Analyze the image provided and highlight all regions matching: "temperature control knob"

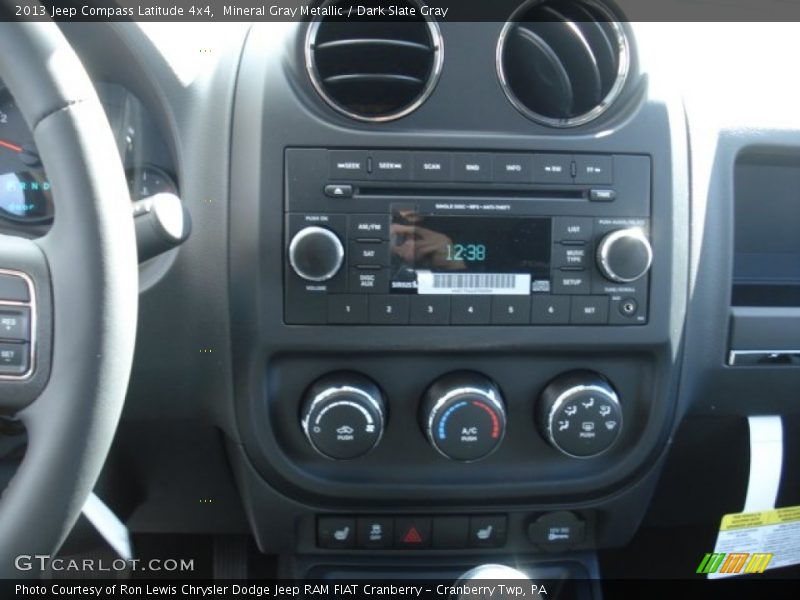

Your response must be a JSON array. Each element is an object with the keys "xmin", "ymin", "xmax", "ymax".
[
  {"xmin": 539, "ymin": 371, "xmax": 622, "ymax": 458},
  {"xmin": 288, "ymin": 226, "xmax": 344, "ymax": 282},
  {"xmin": 596, "ymin": 228, "xmax": 652, "ymax": 283},
  {"xmin": 421, "ymin": 372, "xmax": 506, "ymax": 462},
  {"xmin": 301, "ymin": 373, "xmax": 386, "ymax": 460}
]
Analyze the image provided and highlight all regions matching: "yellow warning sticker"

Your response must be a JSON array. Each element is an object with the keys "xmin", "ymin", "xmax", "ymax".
[{"xmin": 708, "ymin": 505, "xmax": 800, "ymax": 579}]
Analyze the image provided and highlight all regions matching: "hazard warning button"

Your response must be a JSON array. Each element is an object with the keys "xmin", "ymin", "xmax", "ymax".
[{"xmin": 394, "ymin": 517, "xmax": 432, "ymax": 548}]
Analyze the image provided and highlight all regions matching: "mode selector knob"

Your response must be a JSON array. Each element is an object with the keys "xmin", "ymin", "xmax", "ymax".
[
  {"xmin": 301, "ymin": 373, "xmax": 386, "ymax": 460},
  {"xmin": 596, "ymin": 228, "xmax": 652, "ymax": 283},
  {"xmin": 289, "ymin": 226, "xmax": 344, "ymax": 282},
  {"xmin": 421, "ymin": 372, "xmax": 506, "ymax": 462},
  {"xmin": 539, "ymin": 371, "xmax": 623, "ymax": 458}
]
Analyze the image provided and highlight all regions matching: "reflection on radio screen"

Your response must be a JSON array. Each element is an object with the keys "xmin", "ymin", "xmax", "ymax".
[{"xmin": 390, "ymin": 212, "xmax": 551, "ymax": 294}]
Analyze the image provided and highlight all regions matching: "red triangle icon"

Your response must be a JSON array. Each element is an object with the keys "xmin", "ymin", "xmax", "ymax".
[{"xmin": 402, "ymin": 526, "xmax": 423, "ymax": 544}]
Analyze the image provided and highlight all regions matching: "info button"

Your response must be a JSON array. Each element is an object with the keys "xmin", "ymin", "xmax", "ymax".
[{"xmin": 493, "ymin": 154, "xmax": 532, "ymax": 183}]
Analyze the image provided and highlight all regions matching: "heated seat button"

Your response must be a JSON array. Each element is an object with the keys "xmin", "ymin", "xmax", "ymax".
[
  {"xmin": 395, "ymin": 517, "xmax": 432, "ymax": 549},
  {"xmin": 318, "ymin": 517, "xmax": 356, "ymax": 549},
  {"xmin": 0, "ymin": 307, "xmax": 30, "ymax": 341},
  {"xmin": 0, "ymin": 274, "xmax": 29, "ymax": 302},
  {"xmin": 432, "ymin": 516, "xmax": 469, "ymax": 549},
  {"xmin": 357, "ymin": 517, "xmax": 394, "ymax": 549},
  {"xmin": 469, "ymin": 515, "xmax": 507, "ymax": 548}
]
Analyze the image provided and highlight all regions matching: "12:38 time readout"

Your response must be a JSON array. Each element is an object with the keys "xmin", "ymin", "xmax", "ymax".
[{"xmin": 446, "ymin": 243, "xmax": 487, "ymax": 262}]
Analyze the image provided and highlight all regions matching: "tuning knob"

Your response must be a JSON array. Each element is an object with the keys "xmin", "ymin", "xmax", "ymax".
[
  {"xmin": 289, "ymin": 226, "xmax": 344, "ymax": 282},
  {"xmin": 596, "ymin": 228, "xmax": 652, "ymax": 283},
  {"xmin": 421, "ymin": 372, "xmax": 506, "ymax": 462},
  {"xmin": 301, "ymin": 373, "xmax": 386, "ymax": 460},
  {"xmin": 539, "ymin": 371, "xmax": 622, "ymax": 458}
]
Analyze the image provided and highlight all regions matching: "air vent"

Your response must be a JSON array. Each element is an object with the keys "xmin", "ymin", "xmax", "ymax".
[
  {"xmin": 305, "ymin": 0, "xmax": 443, "ymax": 122},
  {"xmin": 497, "ymin": 0, "xmax": 631, "ymax": 127}
]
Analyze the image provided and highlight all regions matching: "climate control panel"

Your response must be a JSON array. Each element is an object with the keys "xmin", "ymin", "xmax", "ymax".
[{"xmin": 298, "ymin": 370, "xmax": 623, "ymax": 462}]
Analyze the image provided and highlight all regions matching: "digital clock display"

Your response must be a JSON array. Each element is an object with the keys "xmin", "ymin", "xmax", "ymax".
[{"xmin": 389, "ymin": 213, "xmax": 551, "ymax": 294}]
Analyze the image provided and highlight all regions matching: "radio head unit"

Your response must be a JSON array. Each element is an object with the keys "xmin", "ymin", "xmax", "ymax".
[{"xmin": 283, "ymin": 148, "xmax": 651, "ymax": 327}]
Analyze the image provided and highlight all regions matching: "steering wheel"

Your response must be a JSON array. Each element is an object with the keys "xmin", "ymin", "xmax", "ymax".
[{"xmin": 0, "ymin": 21, "xmax": 137, "ymax": 576}]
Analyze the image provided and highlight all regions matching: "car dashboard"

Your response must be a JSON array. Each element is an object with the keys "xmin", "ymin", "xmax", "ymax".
[{"xmin": 1, "ymin": 4, "xmax": 799, "ymax": 588}]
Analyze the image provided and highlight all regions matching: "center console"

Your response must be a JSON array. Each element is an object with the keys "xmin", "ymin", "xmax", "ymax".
[{"xmin": 226, "ymin": 6, "xmax": 689, "ymax": 573}]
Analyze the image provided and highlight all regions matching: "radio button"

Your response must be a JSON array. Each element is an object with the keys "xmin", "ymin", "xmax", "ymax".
[
  {"xmin": 453, "ymin": 153, "xmax": 491, "ymax": 182},
  {"xmin": 330, "ymin": 150, "xmax": 368, "ymax": 180},
  {"xmin": 531, "ymin": 296, "xmax": 571, "ymax": 324},
  {"xmin": 493, "ymin": 154, "xmax": 533, "ymax": 183},
  {"xmin": 413, "ymin": 152, "xmax": 453, "ymax": 182},
  {"xmin": 372, "ymin": 151, "xmax": 412, "ymax": 181},
  {"xmin": 410, "ymin": 296, "xmax": 450, "ymax": 325},
  {"xmin": 348, "ymin": 214, "xmax": 390, "ymax": 240},
  {"xmin": 553, "ymin": 245, "xmax": 588, "ymax": 269},
  {"xmin": 349, "ymin": 268, "xmax": 389, "ymax": 294},
  {"xmin": 553, "ymin": 217, "xmax": 593, "ymax": 243},
  {"xmin": 451, "ymin": 296, "xmax": 491, "ymax": 325},
  {"xmin": 570, "ymin": 296, "xmax": 610, "ymax": 325},
  {"xmin": 532, "ymin": 154, "xmax": 573, "ymax": 184},
  {"xmin": 491, "ymin": 296, "xmax": 531, "ymax": 325},
  {"xmin": 369, "ymin": 296, "xmax": 410, "ymax": 325},
  {"xmin": 350, "ymin": 241, "xmax": 389, "ymax": 267},
  {"xmin": 575, "ymin": 155, "xmax": 613, "ymax": 185},
  {"xmin": 328, "ymin": 295, "xmax": 368, "ymax": 324},
  {"xmin": 552, "ymin": 271, "xmax": 591, "ymax": 295}
]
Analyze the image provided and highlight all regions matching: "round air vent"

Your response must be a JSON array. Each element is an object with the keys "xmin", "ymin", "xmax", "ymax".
[
  {"xmin": 497, "ymin": 0, "xmax": 631, "ymax": 127},
  {"xmin": 305, "ymin": 0, "xmax": 443, "ymax": 122}
]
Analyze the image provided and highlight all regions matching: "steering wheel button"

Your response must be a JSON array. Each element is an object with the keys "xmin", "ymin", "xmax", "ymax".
[
  {"xmin": 0, "ymin": 341, "xmax": 29, "ymax": 375},
  {"xmin": 0, "ymin": 307, "xmax": 30, "ymax": 341},
  {"xmin": 0, "ymin": 273, "xmax": 29, "ymax": 302}
]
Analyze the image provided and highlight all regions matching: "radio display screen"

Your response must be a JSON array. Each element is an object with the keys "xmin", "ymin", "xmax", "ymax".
[{"xmin": 390, "ymin": 212, "xmax": 551, "ymax": 295}]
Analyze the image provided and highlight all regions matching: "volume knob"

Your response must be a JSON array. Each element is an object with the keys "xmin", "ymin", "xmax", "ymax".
[
  {"xmin": 596, "ymin": 228, "xmax": 652, "ymax": 283},
  {"xmin": 289, "ymin": 226, "xmax": 344, "ymax": 282}
]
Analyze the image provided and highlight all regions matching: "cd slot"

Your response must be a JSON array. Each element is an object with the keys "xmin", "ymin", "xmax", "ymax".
[{"xmin": 357, "ymin": 186, "xmax": 586, "ymax": 201}]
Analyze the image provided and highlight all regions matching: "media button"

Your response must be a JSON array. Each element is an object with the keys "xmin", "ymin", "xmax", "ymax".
[
  {"xmin": 552, "ymin": 271, "xmax": 591, "ymax": 295},
  {"xmin": 531, "ymin": 296, "xmax": 571, "ymax": 324},
  {"xmin": 349, "ymin": 269, "xmax": 389, "ymax": 294},
  {"xmin": 570, "ymin": 296, "xmax": 610, "ymax": 324},
  {"xmin": 413, "ymin": 152, "xmax": 452, "ymax": 182},
  {"xmin": 553, "ymin": 217, "xmax": 593, "ymax": 243},
  {"xmin": 533, "ymin": 154, "xmax": 573, "ymax": 184},
  {"xmin": 410, "ymin": 296, "xmax": 450, "ymax": 325},
  {"xmin": 368, "ymin": 296, "xmax": 410, "ymax": 325},
  {"xmin": 329, "ymin": 151, "xmax": 368, "ymax": 180},
  {"xmin": 350, "ymin": 241, "xmax": 389, "ymax": 267},
  {"xmin": 574, "ymin": 155, "xmax": 613, "ymax": 185},
  {"xmin": 328, "ymin": 295, "xmax": 368, "ymax": 324},
  {"xmin": 348, "ymin": 214, "xmax": 390, "ymax": 240},
  {"xmin": 493, "ymin": 154, "xmax": 533, "ymax": 183},
  {"xmin": 453, "ymin": 153, "xmax": 491, "ymax": 182},
  {"xmin": 553, "ymin": 244, "xmax": 588, "ymax": 268},
  {"xmin": 491, "ymin": 296, "xmax": 531, "ymax": 325},
  {"xmin": 451, "ymin": 296, "xmax": 491, "ymax": 324},
  {"xmin": 372, "ymin": 151, "xmax": 412, "ymax": 181}
]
